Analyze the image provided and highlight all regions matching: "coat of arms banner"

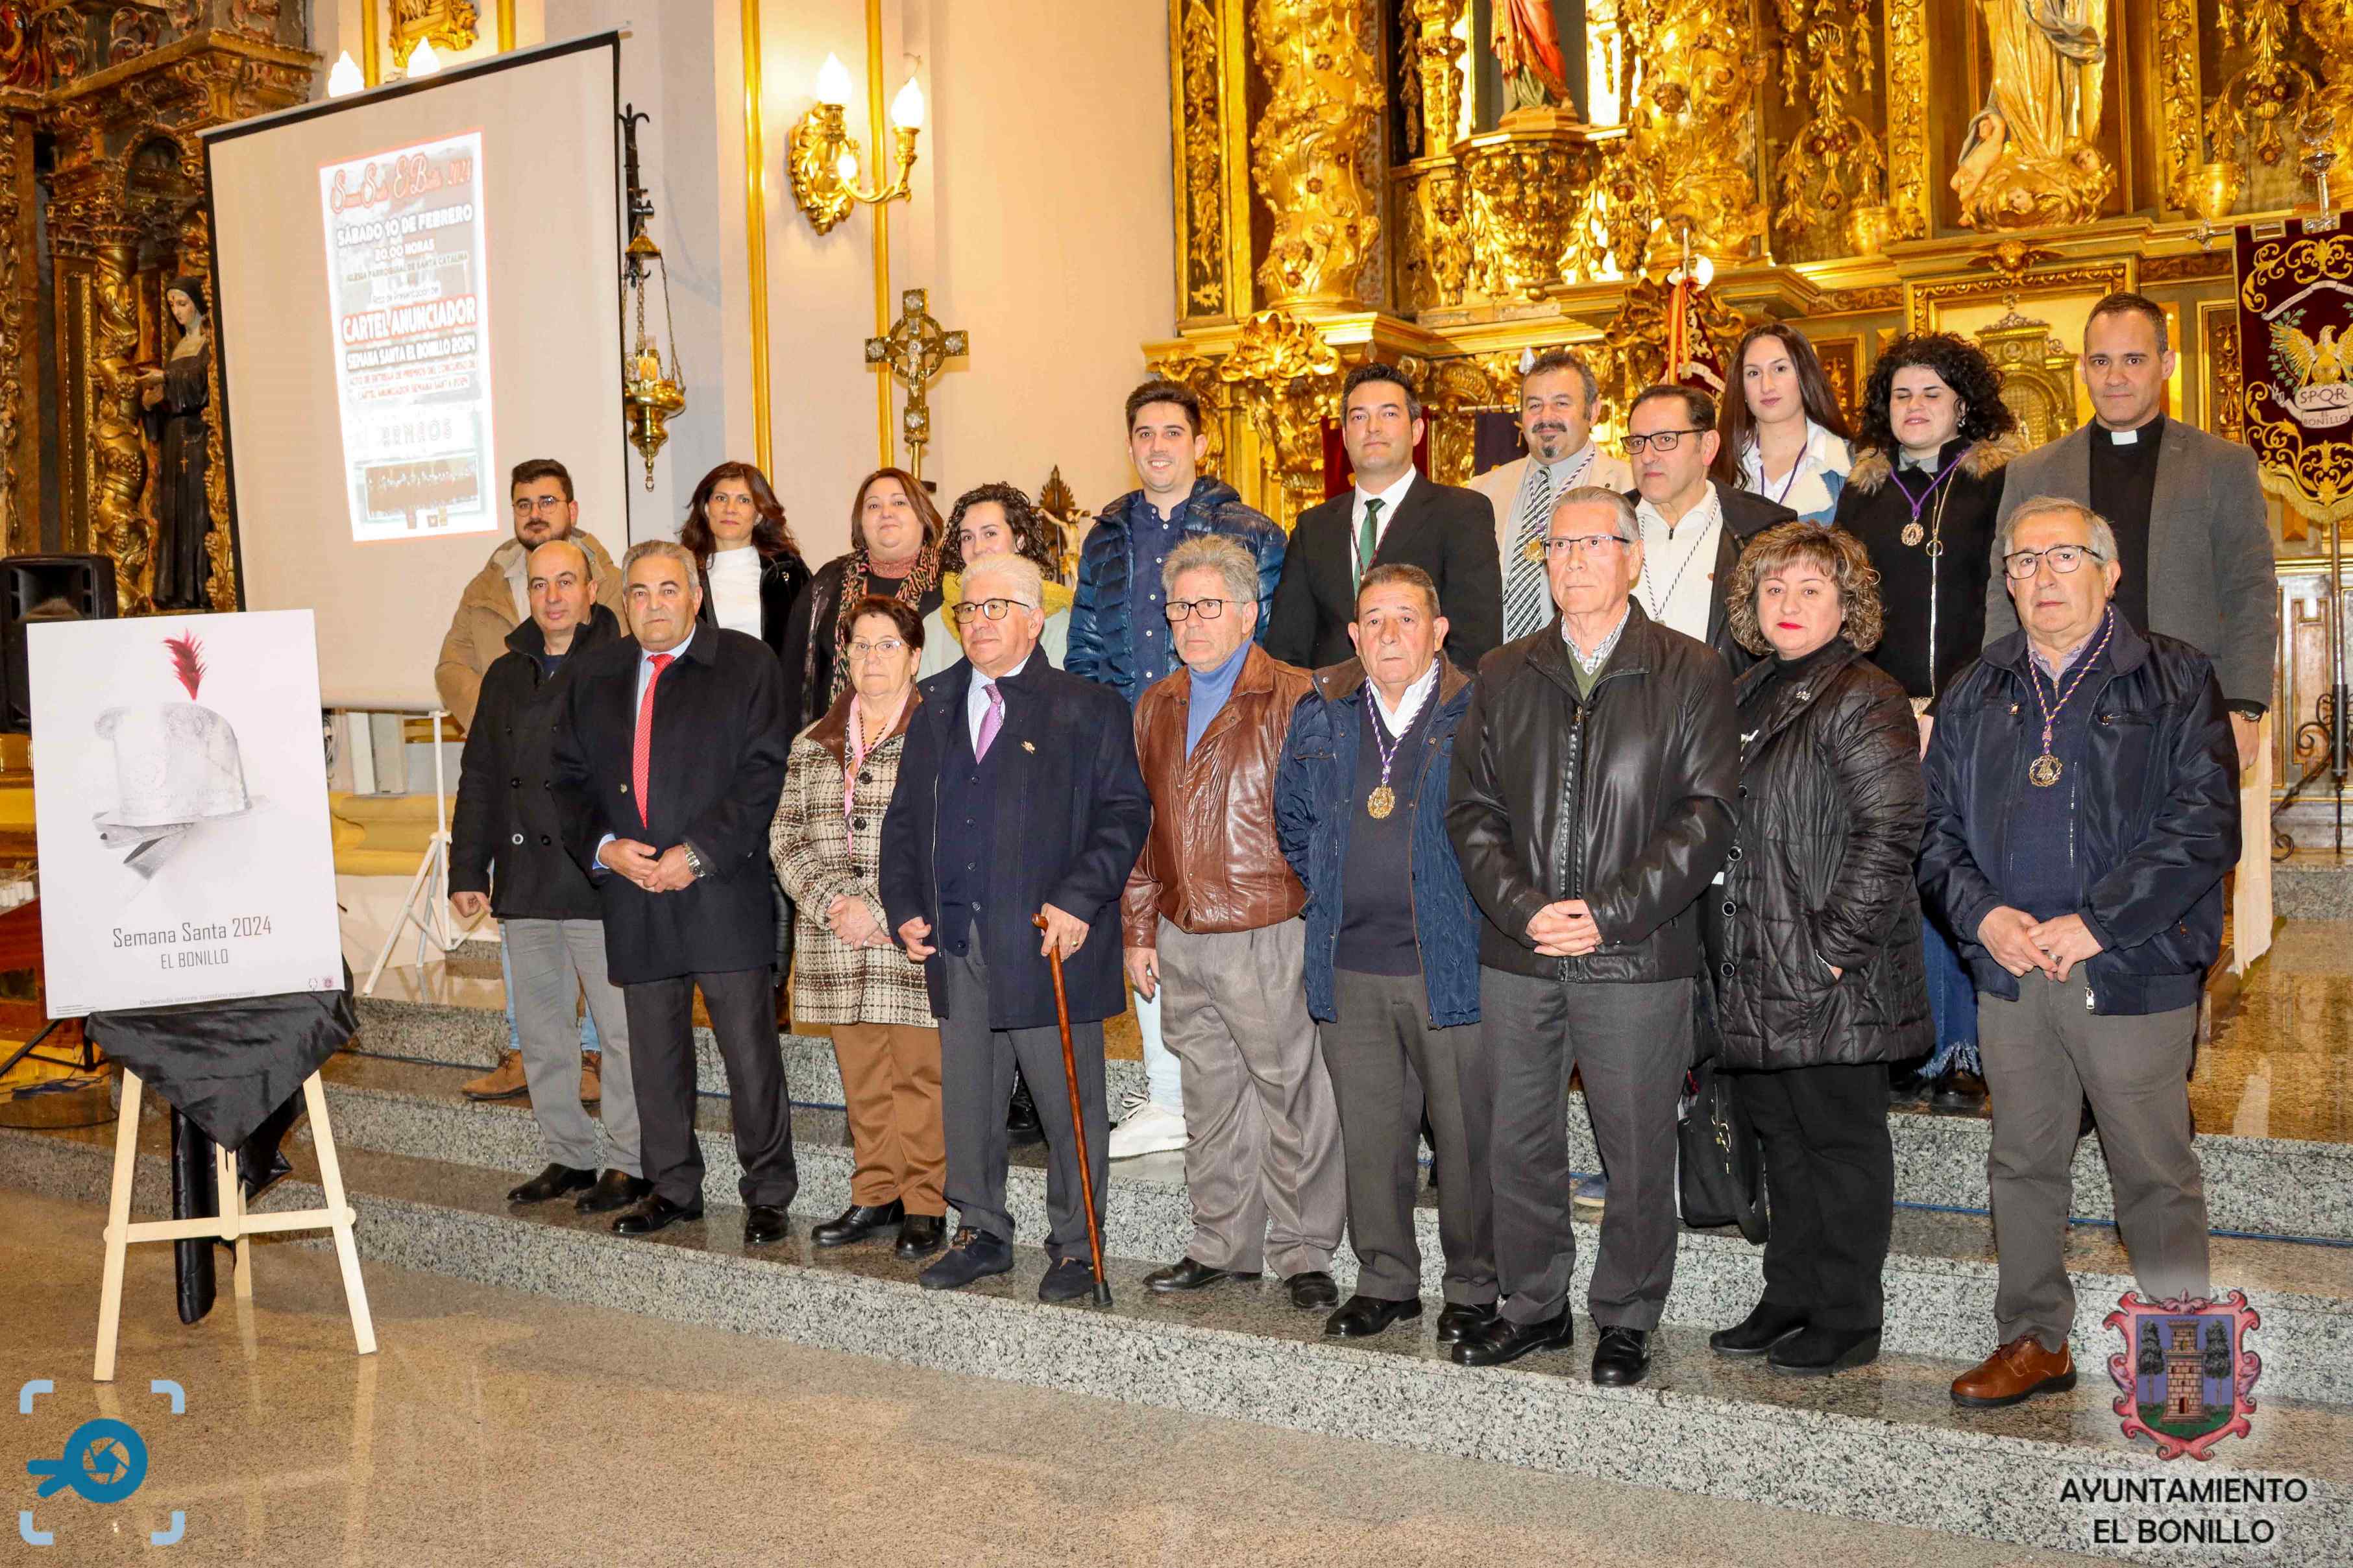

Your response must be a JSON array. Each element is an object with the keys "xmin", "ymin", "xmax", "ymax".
[{"xmin": 2237, "ymin": 213, "xmax": 2353, "ymax": 523}]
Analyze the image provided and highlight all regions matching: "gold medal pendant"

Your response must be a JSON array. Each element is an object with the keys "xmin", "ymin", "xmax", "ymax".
[
  {"xmin": 1901, "ymin": 522, "xmax": 1925, "ymax": 548},
  {"xmin": 1366, "ymin": 785, "xmax": 1396, "ymax": 819},
  {"xmin": 2028, "ymin": 753, "xmax": 2063, "ymax": 788}
]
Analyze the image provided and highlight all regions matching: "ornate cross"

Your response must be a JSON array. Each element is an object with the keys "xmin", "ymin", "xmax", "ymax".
[{"xmin": 864, "ymin": 287, "xmax": 968, "ymax": 479}]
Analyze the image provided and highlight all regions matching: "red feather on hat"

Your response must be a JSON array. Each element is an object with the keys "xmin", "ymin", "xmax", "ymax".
[{"xmin": 164, "ymin": 631, "xmax": 205, "ymax": 699}]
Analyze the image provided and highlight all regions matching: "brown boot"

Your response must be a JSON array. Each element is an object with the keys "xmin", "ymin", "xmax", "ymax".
[
  {"xmin": 462, "ymin": 1048, "xmax": 530, "ymax": 1102},
  {"xmin": 579, "ymin": 1050, "xmax": 602, "ymax": 1105},
  {"xmin": 1951, "ymin": 1334, "xmax": 2076, "ymax": 1408}
]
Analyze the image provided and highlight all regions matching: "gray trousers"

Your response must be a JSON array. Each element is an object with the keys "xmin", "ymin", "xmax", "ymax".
[
  {"xmin": 1978, "ymin": 969, "xmax": 2209, "ymax": 1349},
  {"xmin": 503, "ymin": 918, "xmax": 639, "ymax": 1176},
  {"xmin": 1323, "ymin": 969, "xmax": 1495, "ymax": 1305},
  {"xmin": 940, "ymin": 947, "xmax": 1108, "ymax": 1263},
  {"xmin": 1469, "ymin": 967, "xmax": 1692, "ymax": 1329},
  {"xmin": 1156, "ymin": 919, "xmax": 1345, "ymax": 1277}
]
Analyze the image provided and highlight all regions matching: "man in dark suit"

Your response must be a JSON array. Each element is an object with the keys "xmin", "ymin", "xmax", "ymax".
[
  {"xmin": 881, "ymin": 553, "xmax": 1152, "ymax": 1303},
  {"xmin": 1620, "ymin": 384, "xmax": 1797, "ymax": 671},
  {"xmin": 1267, "ymin": 363, "xmax": 1502, "ymax": 671},
  {"xmin": 552, "ymin": 539, "xmax": 798, "ymax": 1248}
]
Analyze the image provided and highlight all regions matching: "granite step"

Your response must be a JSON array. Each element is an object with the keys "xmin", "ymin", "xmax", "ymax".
[
  {"xmin": 305, "ymin": 1053, "xmax": 2353, "ymax": 1406},
  {"xmin": 350, "ymin": 989, "xmax": 2353, "ymax": 1244},
  {"xmin": 1, "ymin": 1104, "xmax": 2343, "ymax": 1567}
]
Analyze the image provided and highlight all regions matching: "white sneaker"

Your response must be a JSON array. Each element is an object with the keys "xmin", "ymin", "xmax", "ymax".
[{"xmin": 1108, "ymin": 1098, "xmax": 1188, "ymax": 1159}]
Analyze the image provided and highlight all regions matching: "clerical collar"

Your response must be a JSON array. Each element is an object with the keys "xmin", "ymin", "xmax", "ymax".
[{"xmin": 2101, "ymin": 413, "xmax": 2164, "ymax": 447}]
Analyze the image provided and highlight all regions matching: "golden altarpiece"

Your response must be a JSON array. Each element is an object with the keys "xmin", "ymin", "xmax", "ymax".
[{"xmin": 1148, "ymin": 0, "xmax": 2353, "ymax": 778}]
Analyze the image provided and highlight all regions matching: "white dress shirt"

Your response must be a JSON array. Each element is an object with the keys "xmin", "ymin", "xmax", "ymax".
[
  {"xmin": 1634, "ymin": 486, "xmax": 1724, "ymax": 643},
  {"xmin": 967, "ymin": 653, "xmax": 1032, "ymax": 752},
  {"xmin": 1350, "ymin": 468, "xmax": 1418, "ymax": 577},
  {"xmin": 705, "ymin": 546, "xmax": 763, "ymax": 636},
  {"xmin": 1369, "ymin": 657, "xmax": 1441, "ymax": 736}
]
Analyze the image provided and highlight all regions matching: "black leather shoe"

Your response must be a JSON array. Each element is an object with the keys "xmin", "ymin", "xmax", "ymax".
[
  {"xmin": 613, "ymin": 1195, "xmax": 703, "ymax": 1235},
  {"xmin": 576, "ymin": 1170, "xmax": 652, "ymax": 1214},
  {"xmin": 1592, "ymin": 1325, "xmax": 1652, "ymax": 1385},
  {"xmin": 1770, "ymin": 1325, "xmax": 1881, "ymax": 1377},
  {"xmin": 1435, "ymin": 1302, "xmax": 1498, "ymax": 1345},
  {"xmin": 1323, "ymin": 1294, "xmax": 1422, "ymax": 1338},
  {"xmin": 895, "ymin": 1214, "xmax": 947, "ymax": 1259},
  {"xmin": 744, "ymin": 1205, "xmax": 790, "ymax": 1246},
  {"xmin": 1006, "ymin": 1070, "xmax": 1045, "ymax": 1148},
  {"xmin": 1932, "ymin": 1067, "xmax": 1989, "ymax": 1111},
  {"xmin": 1284, "ymin": 1270, "xmax": 1339, "ymax": 1310},
  {"xmin": 1710, "ymin": 1300, "xmax": 1808, "ymax": 1357},
  {"xmin": 920, "ymin": 1227, "xmax": 1014, "ymax": 1290},
  {"xmin": 1144, "ymin": 1257, "xmax": 1260, "ymax": 1293},
  {"xmin": 507, "ymin": 1163, "xmax": 596, "ymax": 1204},
  {"xmin": 1038, "ymin": 1257, "xmax": 1102, "ymax": 1303},
  {"xmin": 812, "ymin": 1200, "xmax": 905, "ymax": 1248},
  {"xmin": 1451, "ymin": 1311, "xmax": 1575, "ymax": 1367}
]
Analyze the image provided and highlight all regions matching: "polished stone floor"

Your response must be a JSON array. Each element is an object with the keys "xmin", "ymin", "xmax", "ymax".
[{"xmin": 0, "ymin": 1190, "xmax": 2125, "ymax": 1568}]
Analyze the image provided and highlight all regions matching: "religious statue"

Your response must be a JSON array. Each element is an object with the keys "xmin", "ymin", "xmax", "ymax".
[
  {"xmin": 1493, "ymin": 0, "xmax": 1570, "ymax": 117},
  {"xmin": 139, "ymin": 276, "xmax": 212, "ymax": 611},
  {"xmin": 1951, "ymin": 0, "xmax": 2115, "ymax": 229}
]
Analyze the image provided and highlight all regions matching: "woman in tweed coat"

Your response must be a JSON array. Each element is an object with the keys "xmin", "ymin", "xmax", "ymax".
[{"xmin": 772, "ymin": 596, "xmax": 947, "ymax": 1259}]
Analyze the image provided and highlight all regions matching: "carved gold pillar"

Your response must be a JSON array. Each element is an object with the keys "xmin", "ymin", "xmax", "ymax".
[
  {"xmin": 88, "ymin": 228, "xmax": 152, "ymax": 614},
  {"xmin": 1457, "ymin": 122, "xmax": 1602, "ymax": 301},
  {"xmin": 1172, "ymin": 0, "xmax": 1254, "ymax": 323},
  {"xmin": 1249, "ymin": 0, "xmax": 1384, "ymax": 307},
  {"xmin": 171, "ymin": 140, "xmax": 238, "ymax": 614},
  {"xmin": 0, "ymin": 112, "xmax": 35, "ymax": 555},
  {"xmin": 1619, "ymin": 0, "xmax": 1766, "ymax": 263},
  {"xmin": 1883, "ymin": 0, "xmax": 1931, "ymax": 239},
  {"xmin": 1217, "ymin": 308, "xmax": 1346, "ymax": 530}
]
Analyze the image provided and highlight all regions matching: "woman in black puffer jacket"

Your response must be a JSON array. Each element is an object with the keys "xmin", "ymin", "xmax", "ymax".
[{"xmin": 1703, "ymin": 522, "xmax": 1931, "ymax": 1378}]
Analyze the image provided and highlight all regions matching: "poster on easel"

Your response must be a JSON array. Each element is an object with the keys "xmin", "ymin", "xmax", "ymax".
[{"xmin": 27, "ymin": 609, "xmax": 343, "ymax": 1018}]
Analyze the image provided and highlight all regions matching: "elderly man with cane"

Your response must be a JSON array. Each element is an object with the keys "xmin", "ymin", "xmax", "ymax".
[{"xmin": 882, "ymin": 553, "xmax": 1151, "ymax": 1302}]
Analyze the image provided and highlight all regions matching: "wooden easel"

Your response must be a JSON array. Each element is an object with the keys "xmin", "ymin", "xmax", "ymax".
[{"xmin": 93, "ymin": 1068, "xmax": 376, "ymax": 1381}]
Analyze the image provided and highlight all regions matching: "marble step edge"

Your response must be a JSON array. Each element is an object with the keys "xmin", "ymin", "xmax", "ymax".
[
  {"xmin": 308, "ymin": 1066, "xmax": 2353, "ymax": 1407},
  {"xmin": 350, "ymin": 995, "xmax": 2353, "ymax": 1245},
  {"xmin": 2, "ymin": 1124, "xmax": 2343, "ymax": 1568}
]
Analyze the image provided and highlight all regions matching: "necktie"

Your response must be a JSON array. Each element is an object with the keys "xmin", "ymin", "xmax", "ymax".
[
  {"xmin": 975, "ymin": 679, "xmax": 1003, "ymax": 760},
  {"xmin": 633, "ymin": 653, "xmax": 673, "ymax": 827},
  {"xmin": 1504, "ymin": 463, "xmax": 1554, "ymax": 640},
  {"xmin": 1356, "ymin": 497, "xmax": 1385, "ymax": 588}
]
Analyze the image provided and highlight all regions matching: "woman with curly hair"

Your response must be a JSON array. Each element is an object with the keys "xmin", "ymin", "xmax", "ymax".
[
  {"xmin": 780, "ymin": 468, "xmax": 945, "ymax": 734},
  {"xmin": 1834, "ymin": 332, "xmax": 2023, "ymax": 1109},
  {"xmin": 917, "ymin": 481, "xmax": 1075, "ymax": 677},
  {"xmin": 1705, "ymin": 521, "xmax": 1929, "ymax": 1375},
  {"xmin": 1716, "ymin": 323, "xmax": 1855, "ymax": 527},
  {"xmin": 682, "ymin": 461, "xmax": 811, "ymax": 658}
]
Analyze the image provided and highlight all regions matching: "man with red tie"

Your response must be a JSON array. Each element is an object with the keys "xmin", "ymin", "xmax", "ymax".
[{"xmin": 552, "ymin": 539, "xmax": 798, "ymax": 1247}]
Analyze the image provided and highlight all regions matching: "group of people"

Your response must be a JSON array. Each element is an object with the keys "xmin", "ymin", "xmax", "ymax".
[{"xmin": 443, "ymin": 286, "xmax": 2272, "ymax": 1405}]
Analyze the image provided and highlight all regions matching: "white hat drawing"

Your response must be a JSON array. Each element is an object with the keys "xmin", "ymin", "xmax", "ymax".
[{"xmin": 91, "ymin": 701, "xmax": 250, "ymax": 833}]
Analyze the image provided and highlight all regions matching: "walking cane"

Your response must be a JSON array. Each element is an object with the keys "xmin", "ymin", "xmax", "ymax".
[{"xmin": 1034, "ymin": 913, "xmax": 1113, "ymax": 1306}]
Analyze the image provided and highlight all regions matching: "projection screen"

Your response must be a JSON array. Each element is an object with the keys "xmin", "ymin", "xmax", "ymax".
[{"xmin": 206, "ymin": 32, "xmax": 625, "ymax": 710}]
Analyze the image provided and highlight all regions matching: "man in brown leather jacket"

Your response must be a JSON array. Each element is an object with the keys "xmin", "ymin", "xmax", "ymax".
[{"xmin": 1123, "ymin": 535, "xmax": 1346, "ymax": 1310}]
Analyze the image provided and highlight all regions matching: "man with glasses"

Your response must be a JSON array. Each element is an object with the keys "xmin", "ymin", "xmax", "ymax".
[
  {"xmin": 1446, "ymin": 487, "xmax": 1737, "ymax": 1384},
  {"xmin": 1621, "ymin": 385, "xmax": 1795, "ymax": 670},
  {"xmin": 1127, "ymin": 535, "xmax": 1345, "ymax": 1309},
  {"xmin": 1922, "ymin": 496, "xmax": 2236, "ymax": 1410},
  {"xmin": 883, "ymin": 555, "xmax": 1151, "ymax": 1300},
  {"xmin": 439, "ymin": 458, "xmax": 627, "ymax": 1106},
  {"xmin": 1268, "ymin": 363, "xmax": 1502, "ymax": 672}
]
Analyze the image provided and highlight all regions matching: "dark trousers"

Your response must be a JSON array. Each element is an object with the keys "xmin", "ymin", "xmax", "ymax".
[
  {"xmin": 940, "ymin": 948, "xmax": 1108, "ymax": 1262},
  {"xmin": 1323, "ymin": 969, "xmax": 1495, "ymax": 1305},
  {"xmin": 1469, "ymin": 967, "xmax": 1691, "ymax": 1329},
  {"xmin": 624, "ymin": 967, "xmax": 798, "ymax": 1209},
  {"xmin": 1735, "ymin": 1063, "xmax": 1893, "ymax": 1331}
]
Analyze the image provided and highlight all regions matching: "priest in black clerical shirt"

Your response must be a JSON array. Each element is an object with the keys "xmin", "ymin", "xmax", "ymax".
[{"xmin": 1986, "ymin": 290, "xmax": 2277, "ymax": 772}]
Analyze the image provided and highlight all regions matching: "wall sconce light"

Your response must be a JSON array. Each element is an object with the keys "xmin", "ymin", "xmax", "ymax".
[
  {"xmin": 327, "ymin": 51, "xmax": 364, "ymax": 97},
  {"xmin": 788, "ymin": 53, "xmax": 925, "ymax": 236}
]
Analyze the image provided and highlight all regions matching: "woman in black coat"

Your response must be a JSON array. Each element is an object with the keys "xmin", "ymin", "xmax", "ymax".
[
  {"xmin": 1705, "ymin": 522, "xmax": 1930, "ymax": 1377},
  {"xmin": 683, "ymin": 460, "xmax": 811, "ymax": 661},
  {"xmin": 779, "ymin": 468, "xmax": 945, "ymax": 736},
  {"xmin": 1833, "ymin": 332, "xmax": 2019, "ymax": 1110}
]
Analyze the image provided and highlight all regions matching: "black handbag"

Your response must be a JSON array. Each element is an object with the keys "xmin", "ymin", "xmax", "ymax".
[{"xmin": 1678, "ymin": 1054, "xmax": 1770, "ymax": 1244}]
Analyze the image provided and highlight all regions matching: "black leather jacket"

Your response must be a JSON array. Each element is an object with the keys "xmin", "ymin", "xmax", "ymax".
[
  {"xmin": 1447, "ymin": 603, "xmax": 1739, "ymax": 981},
  {"xmin": 1920, "ymin": 617, "xmax": 2239, "ymax": 1016},
  {"xmin": 1704, "ymin": 641, "xmax": 1931, "ymax": 1070}
]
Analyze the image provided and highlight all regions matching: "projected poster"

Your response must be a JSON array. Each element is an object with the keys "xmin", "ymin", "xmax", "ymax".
[{"xmin": 319, "ymin": 130, "xmax": 498, "ymax": 542}]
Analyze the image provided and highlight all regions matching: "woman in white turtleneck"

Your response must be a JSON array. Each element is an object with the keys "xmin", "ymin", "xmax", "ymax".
[
  {"xmin": 681, "ymin": 461, "xmax": 811, "ymax": 654},
  {"xmin": 1718, "ymin": 323, "xmax": 1855, "ymax": 527}
]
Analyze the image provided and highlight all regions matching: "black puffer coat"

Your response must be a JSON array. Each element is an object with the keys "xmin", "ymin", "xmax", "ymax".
[{"xmin": 1704, "ymin": 640, "xmax": 1932, "ymax": 1069}]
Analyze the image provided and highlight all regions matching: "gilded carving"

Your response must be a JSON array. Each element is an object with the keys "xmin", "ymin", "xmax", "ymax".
[
  {"xmin": 2206, "ymin": 306, "xmax": 2244, "ymax": 444},
  {"xmin": 1975, "ymin": 298, "xmax": 2079, "ymax": 446},
  {"xmin": 1459, "ymin": 130, "xmax": 1592, "ymax": 302},
  {"xmin": 1952, "ymin": 0, "xmax": 2114, "ymax": 230},
  {"xmin": 2141, "ymin": 252, "xmax": 2233, "ymax": 283},
  {"xmin": 1249, "ymin": 0, "xmax": 1384, "ymax": 306},
  {"xmin": 1596, "ymin": 274, "xmax": 1749, "ymax": 416},
  {"xmin": 1618, "ymin": 0, "xmax": 1766, "ymax": 261},
  {"xmin": 1180, "ymin": 0, "xmax": 1225, "ymax": 315},
  {"xmin": 1400, "ymin": 0, "xmax": 1466, "ymax": 157},
  {"xmin": 0, "ymin": 116, "xmax": 26, "ymax": 554},
  {"xmin": 1883, "ymin": 0, "xmax": 1930, "ymax": 239},
  {"xmin": 391, "ymin": 0, "xmax": 480, "ymax": 58},
  {"xmin": 89, "ymin": 237, "xmax": 151, "ymax": 614},
  {"xmin": 2303, "ymin": 0, "xmax": 2353, "ymax": 184},
  {"xmin": 1772, "ymin": 1, "xmax": 1883, "ymax": 258},
  {"xmin": 1216, "ymin": 308, "xmax": 1345, "ymax": 518},
  {"xmin": 2156, "ymin": 0, "xmax": 2202, "ymax": 211}
]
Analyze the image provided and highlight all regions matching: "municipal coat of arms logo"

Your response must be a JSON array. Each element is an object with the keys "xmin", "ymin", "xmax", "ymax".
[{"xmin": 2103, "ymin": 1290, "xmax": 2262, "ymax": 1460}]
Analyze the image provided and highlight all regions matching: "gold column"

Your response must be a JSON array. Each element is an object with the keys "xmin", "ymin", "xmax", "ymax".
[
  {"xmin": 866, "ymin": 0, "xmax": 893, "ymax": 467},
  {"xmin": 1883, "ymin": 0, "xmax": 1930, "ymax": 239},
  {"xmin": 0, "ymin": 114, "xmax": 34, "ymax": 555},
  {"xmin": 1249, "ymin": 0, "xmax": 1383, "ymax": 307},
  {"xmin": 88, "ymin": 230, "xmax": 151, "ymax": 614},
  {"xmin": 740, "ymin": 0, "xmax": 774, "ymax": 475},
  {"xmin": 496, "ymin": 0, "xmax": 516, "ymax": 51},
  {"xmin": 361, "ymin": 0, "xmax": 383, "ymax": 87}
]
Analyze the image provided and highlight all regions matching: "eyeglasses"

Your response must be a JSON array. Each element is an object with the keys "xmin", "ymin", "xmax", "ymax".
[
  {"xmin": 513, "ymin": 496, "xmax": 568, "ymax": 515},
  {"xmin": 1164, "ymin": 598, "xmax": 1232, "ymax": 622},
  {"xmin": 951, "ymin": 597, "xmax": 1034, "ymax": 623},
  {"xmin": 1622, "ymin": 428, "xmax": 1706, "ymax": 454},
  {"xmin": 847, "ymin": 638, "xmax": 907, "ymax": 658},
  {"xmin": 2003, "ymin": 544, "xmax": 2110, "ymax": 579},
  {"xmin": 1524, "ymin": 533, "xmax": 1629, "ymax": 562}
]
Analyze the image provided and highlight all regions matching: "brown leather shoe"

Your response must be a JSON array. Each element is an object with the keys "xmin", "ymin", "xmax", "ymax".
[
  {"xmin": 1951, "ymin": 1334, "xmax": 2077, "ymax": 1408},
  {"xmin": 462, "ymin": 1048, "xmax": 530, "ymax": 1102},
  {"xmin": 579, "ymin": 1050, "xmax": 602, "ymax": 1105}
]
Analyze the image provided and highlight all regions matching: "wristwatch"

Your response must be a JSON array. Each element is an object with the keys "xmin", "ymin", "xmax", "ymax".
[{"xmin": 680, "ymin": 841, "xmax": 708, "ymax": 880}]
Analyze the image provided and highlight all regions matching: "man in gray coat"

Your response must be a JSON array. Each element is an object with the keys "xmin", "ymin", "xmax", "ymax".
[{"xmin": 1984, "ymin": 291, "xmax": 2276, "ymax": 771}]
